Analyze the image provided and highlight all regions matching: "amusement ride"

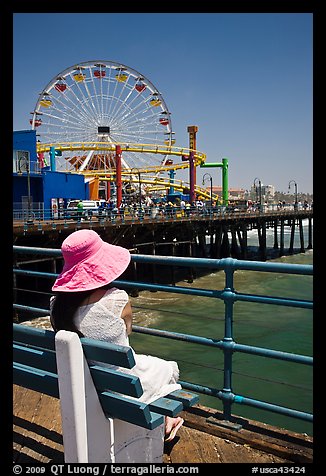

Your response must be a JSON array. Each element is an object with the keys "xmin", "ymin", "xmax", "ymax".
[{"xmin": 31, "ymin": 60, "xmax": 226, "ymax": 205}]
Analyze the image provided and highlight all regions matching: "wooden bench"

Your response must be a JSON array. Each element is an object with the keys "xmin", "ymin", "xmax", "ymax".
[{"xmin": 13, "ymin": 323, "xmax": 199, "ymax": 463}]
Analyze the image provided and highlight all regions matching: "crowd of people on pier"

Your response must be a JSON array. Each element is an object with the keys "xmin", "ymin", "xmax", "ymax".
[{"xmin": 74, "ymin": 195, "xmax": 313, "ymax": 222}]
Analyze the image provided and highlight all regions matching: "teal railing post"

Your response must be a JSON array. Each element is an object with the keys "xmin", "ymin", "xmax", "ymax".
[
  {"xmin": 222, "ymin": 260, "xmax": 234, "ymax": 418},
  {"xmin": 217, "ymin": 258, "xmax": 242, "ymax": 429}
]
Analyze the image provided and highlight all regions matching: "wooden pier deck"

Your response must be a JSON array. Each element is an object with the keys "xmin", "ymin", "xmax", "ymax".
[{"xmin": 13, "ymin": 385, "xmax": 313, "ymax": 464}]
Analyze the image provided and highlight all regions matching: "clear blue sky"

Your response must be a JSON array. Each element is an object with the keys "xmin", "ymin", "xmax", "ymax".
[{"xmin": 13, "ymin": 12, "xmax": 313, "ymax": 194}]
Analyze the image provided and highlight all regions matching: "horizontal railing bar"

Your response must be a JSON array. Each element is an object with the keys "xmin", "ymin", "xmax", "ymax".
[
  {"xmin": 233, "ymin": 394, "xmax": 313, "ymax": 422},
  {"xmin": 133, "ymin": 255, "xmax": 313, "ymax": 276},
  {"xmin": 132, "ymin": 326, "xmax": 313, "ymax": 365},
  {"xmin": 13, "ymin": 304, "xmax": 50, "ymax": 315},
  {"xmin": 13, "ymin": 305, "xmax": 312, "ymax": 366},
  {"xmin": 13, "ymin": 247, "xmax": 313, "ymax": 276},
  {"xmin": 13, "ymin": 270, "xmax": 312, "ymax": 310},
  {"xmin": 14, "ymin": 269, "xmax": 58, "ymax": 280},
  {"xmin": 14, "ymin": 246, "xmax": 63, "ymax": 256},
  {"xmin": 178, "ymin": 381, "xmax": 313, "ymax": 422},
  {"xmin": 234, "ymin": 292, "xmax": 312, "ymax": 309}
]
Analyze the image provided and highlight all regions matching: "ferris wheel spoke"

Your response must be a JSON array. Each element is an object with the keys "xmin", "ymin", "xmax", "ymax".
[
  {"xmin": 46, "ymin": 80, "xmax": 94, "ymax": 123},
  {"xmin": 66, "ymin": 71, "xmax": 99, "ymax": 123},
  {"xmin": 48, "ymin": 95, "xmax": 92, "ymax": 127},
  {"xmin": 105, "ymin": 73, "xmax": 120, "ymax": 121},
  {"xmin": 103, "ymin": 66, "xmax": 114, "ymax": 120},
  {"xmin": 109, "ymin": 72, "xmax": 142, "ymax": 123},
  {"xmin": 42, "ymin": 99, "xmax": 97, "ymax": 131},
  {"xmin": 62, "ymin": 82, "xmax": 99, "ymax": 125},
  {"xmin": 39, "ymin": 112, "xmax": 89, "ymax": 133},
  {"xmin": 116, "ymin": 100, "xmax": 162, "ymax": 132},
  {"xmin": 82, "ymin": 78, "xmax": 102, "ymax": 122},
  {"xmin": 108, "ymin": 77, "xmax": 131, "ymax": 121},
  {"xmin": 116, "ymin": 109, "xmax": 160, "ymax": 132},
  {"xmin": 109, "ymin": 86, "xmax": 137, "ymax": 126},
  {"xmin": 87, "ymin": 66, "xmax": 103, "ymax": 120}
]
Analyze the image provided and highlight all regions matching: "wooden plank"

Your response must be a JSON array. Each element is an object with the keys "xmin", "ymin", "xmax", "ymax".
[
  {"xmin": 182, "ymin": 403, "xmax": 313, "ymax": 464},
  {"xmin": 164, "ymin": 425, "xmax": 290, "ymax": 464},
  {"xmin": 13, "ymin": 385, "xmax": 64, "ymax": 463},
  {"xmin": 14, "ymin": 386, "xmax": 309, "ymax": 464}
]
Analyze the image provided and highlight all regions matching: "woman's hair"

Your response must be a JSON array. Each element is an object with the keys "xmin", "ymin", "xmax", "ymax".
[{"xmin": 51, "ymin": 284, "xmax": 111, "ymax": 337}]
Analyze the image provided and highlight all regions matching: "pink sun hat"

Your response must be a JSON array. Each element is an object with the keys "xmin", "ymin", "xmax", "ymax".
[{"xmin": 52, "ymin": 229, "xmax": 131, "ymax": 292}]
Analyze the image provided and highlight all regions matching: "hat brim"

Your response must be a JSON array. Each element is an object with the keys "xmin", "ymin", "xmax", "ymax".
[{"xmin": 52, "ymin": 241, "xmax": 131, "ymax": 292}]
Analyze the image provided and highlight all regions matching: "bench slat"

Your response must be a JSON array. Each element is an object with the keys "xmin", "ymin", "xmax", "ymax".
[
  {"xmin": 89, "ymin": 365, "xmax": 143, "ymax": 398},
  {"xmin": 13, "ymin": 324, "xmax": 136, "ymax": 369},
  {"xmin": 13, "ymin": 324, "xmax": 55, "ymax": 351},
  {"xmin": 98, "ymin": 391, "xmax": 164, "ymax": 430},
  {"xmin": 167, "ymin": 389, "xmax": 199, "ymax": 407},
  {"xmin": 81, "ymin": 337, "xmax": 136, "ymax": 369},
  {"xmin": 14, "ymin": 344, "xmax": 57, "ymax": 374},
  {"xmin": 149, "ymin": 396, "xmax": 183, "ymax": 417},
  {"xmin": 13, "ymin": 362, "xmax": 59, "ymax": 398}
]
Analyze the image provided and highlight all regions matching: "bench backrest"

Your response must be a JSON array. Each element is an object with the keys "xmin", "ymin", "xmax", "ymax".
[
  {"xmin": 13, "ymin": 324, "xmax": 196, "ymax": 430},
  {"xmin": 13, "ymin": 323, "xmax": 199, "ymax": 463},
  {"xmin": 13, "ymin": 323, "xmax": 165, "ymax": 429}
]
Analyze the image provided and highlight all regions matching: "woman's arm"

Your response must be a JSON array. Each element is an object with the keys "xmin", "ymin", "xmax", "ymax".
[{"xmin": 121, "ymin": 299, "xmax": 133, "ymax": 335}]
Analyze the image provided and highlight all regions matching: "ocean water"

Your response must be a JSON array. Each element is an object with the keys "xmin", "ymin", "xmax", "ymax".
[{"xmin": 129, "ymin": 219, "xmax": 313, "ymax": 435}]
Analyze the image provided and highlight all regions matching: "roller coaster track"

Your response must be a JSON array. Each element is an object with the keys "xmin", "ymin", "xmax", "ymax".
[
  {"xmin": 36, "ymin": 142, "xmax": 206, "ymax": 170},
  {"xmin": 36, "ymin": 142, "xmax": 216, "ymax": 200},
  {"xmin": 92, "ymin": 174, "xmax": 218, "ymax": 201}
]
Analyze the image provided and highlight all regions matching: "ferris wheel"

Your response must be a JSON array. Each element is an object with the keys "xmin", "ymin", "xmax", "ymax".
[{"xmin": 30, "ymin": 60, "xmax": 175, "ymax": 171}]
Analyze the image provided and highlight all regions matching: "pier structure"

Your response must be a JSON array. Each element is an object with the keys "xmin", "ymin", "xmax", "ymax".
[{"xmin": 13, "ymin": 208, "xmax": 313, "ymax": 266}]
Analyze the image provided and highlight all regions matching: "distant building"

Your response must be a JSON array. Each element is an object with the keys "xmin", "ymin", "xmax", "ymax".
[
  {"xmin": 249, "ymin": 184, "xmax": 275, "ymax": 202},
  {"xmin": 262, "ymin": 184, "xmax": 275, "ymax": 198},
  {"xmin": 208, "ymin": 186, "xmax": 246, "ymax": 200}
]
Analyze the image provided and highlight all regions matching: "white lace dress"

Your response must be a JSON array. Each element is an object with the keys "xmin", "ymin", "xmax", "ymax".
[{"xmin": 50, "ymin": 288, "xmax": 181, "ymax": 403}]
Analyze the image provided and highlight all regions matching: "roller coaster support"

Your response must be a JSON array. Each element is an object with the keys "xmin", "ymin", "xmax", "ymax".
[
  {"xmin": 169, "ymin": 169, "xmax": 176, "ymax": 195},
  {"xmin": 49, "ymin": 147, "xmax": 56, "ymax": 172},
  {"xmin": 115, "ymin": 145, "xmax": 122, "ymax": 207},
  {"xmin": 200, "ymin": 158, "xmax": 229, "ymax": 205},
  {"xmin": 189, "ymin": 152, "xmax": 196, "ymax": 204}
]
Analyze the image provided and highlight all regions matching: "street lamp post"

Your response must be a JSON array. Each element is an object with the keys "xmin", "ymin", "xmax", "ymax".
[
  {"xmin": 253, "ymin": 177, "xmax": 262, "ymax": 211},
  {"xmin": 202, "ymin": 173, "xmax": 213, "ymax": 215},
  {"xmin": 288, "ymin": 180, "xmax": 298, "ymax": 209}
]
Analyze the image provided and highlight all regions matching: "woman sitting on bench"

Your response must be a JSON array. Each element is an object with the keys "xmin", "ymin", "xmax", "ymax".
[{"xmin": 50, "ymin": 229, "xmax": 184, "ymax": 443}]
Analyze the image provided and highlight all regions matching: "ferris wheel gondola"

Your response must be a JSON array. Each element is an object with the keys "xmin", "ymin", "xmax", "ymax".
[{"xmin": 30, "ymin": 60, "xmax": 174, "ymax": 171}]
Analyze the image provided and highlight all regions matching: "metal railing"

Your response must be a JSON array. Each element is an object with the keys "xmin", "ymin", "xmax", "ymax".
[
  {"xmin": 13, "ymin": 246, "xmax": 313, "ymax": 430},
  {"xmin": 13, "ymin": 202, "xmax": 313, "ymax": 227}
]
